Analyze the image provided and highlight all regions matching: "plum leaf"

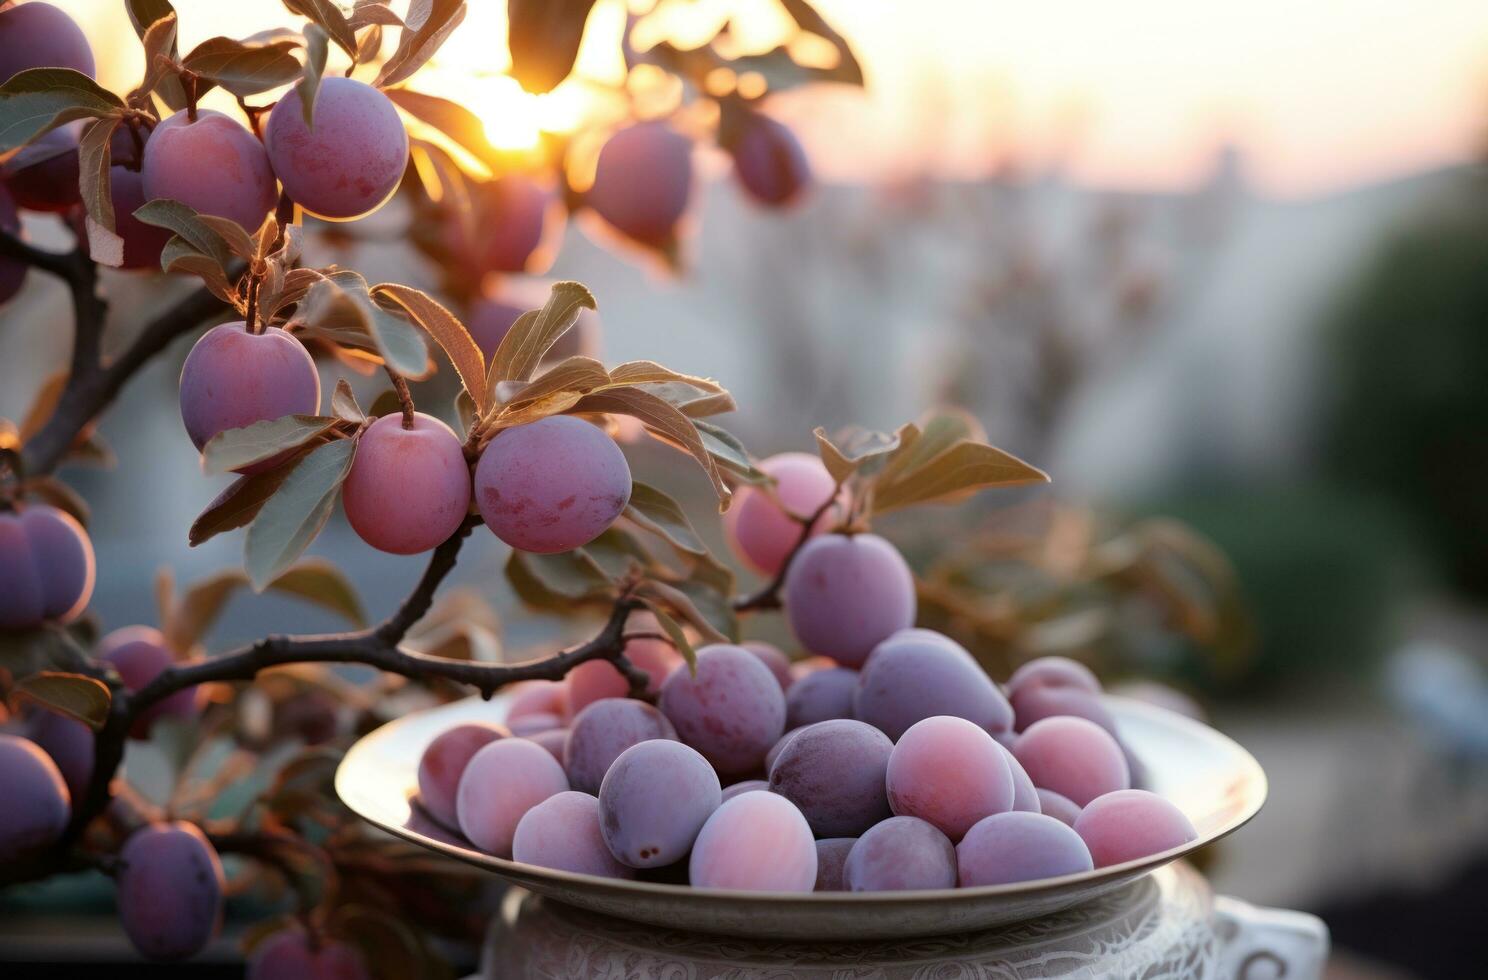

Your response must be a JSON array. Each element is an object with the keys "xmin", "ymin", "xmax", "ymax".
[
  {"xmin": 640, "ymin": 601, "xmax": 697, "ymax": 674},
  {"xmin": 331, "ymin": 379, "xmax": 365, "ymax": 423},
  {"xmin": 624, "ymin": 482, "xmax": 707, "ymax": 556},
  {"xmin": 375, "ymin": 0, "xmax": 467, "ymax": 88},
  {"xmin": 485, "ymin": 280, "xmax": 595, "ymax": 388},
  {"xmin": 133, "ymin": 198, "xmax": 234, "ymax": 271},
  {"xmin": 504, "ymin": 549, "xmax": 612, "ymax": 610},
  {"xmin": 188, "ymin": 441, "xmax": 322, "ymax": 547},
  {"xmin": 507, "ymin": 0, "xmax": 597, "ymax": 95},
  {"xmin": 76, "ymin": 115, "xmax": 122, "ymax": 262},
  {"xmin": 283, "ymin": 0, "xmax": 358, "ymax": 60},
  {"xmin": 371, "ymin": 283, "xmax": 487, "ymax": 411},
  {"xmin": 244, "ymin": 436, "xmax": 358, "ymax": 589},
  {"xmin": 182, "ymin": 36, "xmax": 304, "ymax": 97},
  {"xmin": 384, "ymin": 89, "xmax": 502, "ymax": 171},
  {"xmin": 14, "ymin": 672, "xmax": 111, "ymax": 731},
  {"xmin": 295, "ymin": 23, "xmax": 329, "ymax": 127},
  {"xmin": 871, "ymin": 441, "xmax": 1048, "ymax": 515},
  {"xmin": 570, "ymin": 387, "xmax": 731, "ymax": 508},
  {"xmin": 202, "ymin": 415, "xmax": 340, "ymax": 475},
  {"xmin": 0, "ymin": 68, "xmax": 124, "ymax": 159}
]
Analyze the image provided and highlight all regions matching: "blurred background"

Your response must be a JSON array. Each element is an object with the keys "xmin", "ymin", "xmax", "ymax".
[{"xmin": 3, "ymin": 1, "xmax": 1488, "ymax": 977}]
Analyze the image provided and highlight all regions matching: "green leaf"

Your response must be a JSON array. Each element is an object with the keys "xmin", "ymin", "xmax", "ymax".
[
  {"xmin": 295, "ymin": 272, "xmax": 431, "ymax": 379},
  {"xmin": 0, "ymin": 627, "xmax": 90, "ymax": 683},
  {"xmin": 644, "ymin": 381, "xmax": 736, "ymax": 418},
  {"xmin": 133, "ymin": 198, "xmax": 234, "ymax": 271},
  {"xmin": 182, "ymin": 36, "xmax": 303, "ymax": 97},
  {"xmin": 371, "ymin": 283, "xmax": 486, "ymax": 411},
  {"xmin": 453, "ymin": 389, "xmax": 477, "ymax": 436},
  {"xmin": 163, "ymin": 569, "xmax": 241, "ymax": 653},
  {"xmin": 283, "ymin": 0, "xmax": 359, "ymax": 60},
  {"xmin": 331, "ymin": 379, "xmax": 365, "ymax": 423},
  {"xmin": 367, "ymin": 389, "xmax": 404, "ymax": 418},
  {"xmin": 871, "ymin": 441, "xmax": 1049, "ymax": 515},
  {"xmin": 127, "ymin": 2, "xmax": 188, "ymax": 111},
  {"xmin": 813, "ymin": 424, "xmax": 908, "ymax": 483},
  {"xmin": 374, "ymin": 0, "xmax": 468, "ymax": 88},
  {"xmin": 160, "ymin": 237, "xmax": 238, "ymax": 302},
  {"xmin": 188, "ymin": 443, "xmax": 317, "ymax": 547},
  {"xmin": 606, "ymin": 361, "xmax": 724, "ymax": 393},
  {"xmin": 76, "ymin": 115, "xmax": 122, "ymax": 263},
  {"xmin": 0, "ymin": 68, "xmax": 123, "ymax": 159},
  {"xmin": 571, "ymin": 387, "xmax": 731, "ymax": 507},
  {"xmin": 195, "ymin": 214, "xmax": 256, "ymax": 261},
  {"xmin": 779, "ymin": 0, "xmax": 865, "ymax": 84},
  {"xmin": 202, "ymin": 415, "xmax": 339, "ymax": 475},
  {"xmin": 126, "ymin": 0, "xmax": 178, "ymax": 39},
  {"xmin": 624, "ymin": 482, "xmax": 707, "ymax": 555},
  {"xmin": 266, "ymin": 558, "xmax": 367, "ymax": 627},
  {"xmin": 878, "ymin": 409, "xmax": 982, "ymax": 485},
  {"xmin": 507, "ymin": 0, "xmax": 598, "ymax": 94},
  {"xmin": 354, "ymin": 23, "xmax": 383, "ymax": 65},
  {"xmin": 485, "ymin": 281, "xmax": 596, "ymax": 389},
  {"xmin": 504, "ymin": 550, "xmax": 612, "ymax": 610},
  {"xmin": 582, "ymin": 527, "xmax": 652, "ymax": 580},
  {"xmin": 634, "ymin": 579, "xmax": 733, "ymax": 645},
  {"xmin": 492, "ymin": 356, "xmax": 609, "ymax": 420},
  {"xmin": 296, "ymin": 23, "xmax": 329, "ymax": 127},
  {"xmin": 692, "ymin": 419, "xmax": 766, "ymax": 483},
  {"xmin": 349, "ymin": 1, "xmax": 404, "ymax": 30},
  {"xmin": 384, "ymin": 88, "xmax": 502, "ymax": 170},
  {"xmin": 641, "ymin": 602, "xmax": 696, "ymax": 674},
  {"xmin": 136, "ymin": 12, "xmax": 181, "ymax": 101},
  {"xmin": 14, "ymin": 672, "xmax": 111, "ymax": 731},
  {"xmin": 22, "ymin": 476, "xmax": 90, "ymax": 527},
  {"xmin": 244, "ymin": 436, "xmax": 358, "ymax": 590}
]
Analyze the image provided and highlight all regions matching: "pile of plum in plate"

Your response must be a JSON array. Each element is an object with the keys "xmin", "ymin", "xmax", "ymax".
[{"xmin": 415, "ymin": 625, "xmax": 1198, "ymax": 892}]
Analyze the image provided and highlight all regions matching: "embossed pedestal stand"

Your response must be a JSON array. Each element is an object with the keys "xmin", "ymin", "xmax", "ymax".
[{"xmin": 475, "ymin": 863, "xmax": 1328, "ymax": 980}]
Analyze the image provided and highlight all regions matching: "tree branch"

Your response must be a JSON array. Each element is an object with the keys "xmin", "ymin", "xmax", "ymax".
[
  {"xmin": 20, "ymin": 284, "xmax": 230, "ymax": 476},
  {"xmin": 0, "ymin": 229, "xmax": 84, "ymax": 281},
  {"xmin": 58, "ymin": 518, "xmax": 645, "ymax": 846}
]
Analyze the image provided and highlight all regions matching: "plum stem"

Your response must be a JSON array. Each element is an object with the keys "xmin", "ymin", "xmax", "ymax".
[
  {"xmin": 182, "ymin": 70, "xmax": 200, "ymax": 123},
  {"xmin": 731, "ymin": 486, "xmax": 842, "ymax": 612},
  {"xmin": 385, "ymin": 369, "xmax": 416, "ymax": 429},
  {"xmin": 243, "ymin": 274, "xmax": 262, "ymax": 335}
]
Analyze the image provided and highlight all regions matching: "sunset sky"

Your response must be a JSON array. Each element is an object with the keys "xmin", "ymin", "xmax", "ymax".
[{"xmin": 65, "ymin": 0, "xmax": 1488, "ymax": 197}]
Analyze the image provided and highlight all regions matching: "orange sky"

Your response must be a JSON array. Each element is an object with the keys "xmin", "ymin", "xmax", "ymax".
[{"xmin": 64, "ymin": 0, "xmax": 1488, "ymax": 197}]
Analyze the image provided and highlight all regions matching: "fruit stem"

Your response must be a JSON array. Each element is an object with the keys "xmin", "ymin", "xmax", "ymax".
[
  {"xmin": 182, "ymin": 71, "xmax": 200, "ymax": 123},
  {"xmin": 386, "ymin": 369, "xmax": 416, "ymax": 429},
  {"xmin": 236, "ymin": 95, "xmax": 265, "ymax": 139},
  {"xmin": 243, "ymin": 275, "xmax": 262, "ymax": 335}
]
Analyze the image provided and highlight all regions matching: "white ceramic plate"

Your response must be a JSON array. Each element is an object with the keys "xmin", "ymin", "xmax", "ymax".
[{"xmin": 335, "ymin": 695, "xmax": 1266, "ymax": 940}]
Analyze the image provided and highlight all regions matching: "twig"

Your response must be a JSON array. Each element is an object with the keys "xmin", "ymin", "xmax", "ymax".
[
  {"xmin": 731, "ymin": 491, "xmax": 841, "ymax": 612},
  {"xmin": 210, "ymin": 829, "xmax": 339, "ymax": 918},
  {"xmin": 55, "ymin": 519, "xmax": 644, "ymax": 848},
  {"xmin": 20, "ymin": 284, "xmax": 230, "ymax": 476},
  {"xmin": 0, "ymin": 230, "xmax": 84, "ymax": 280}
]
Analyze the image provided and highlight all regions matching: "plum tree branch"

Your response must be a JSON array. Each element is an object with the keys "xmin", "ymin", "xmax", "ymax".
[
  {"xmin": 20, "ymin": 283, "xmax": 230, "ymax": 477},
  {"xmin": 57, "ymin": 515, "xmax": 647, "ymax": 850}
]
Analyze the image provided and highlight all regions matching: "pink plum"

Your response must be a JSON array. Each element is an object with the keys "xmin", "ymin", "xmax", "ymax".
[
  {"xmin": 341, "ymin": 413, "xmax": 471, "ymax": 554},
  {"xmin": 264, "ymin": 77, "xmax": 408, "ymax": 221},
  {"xmin": 178, "ymin": 321, "xmax": 321, "ymax": 465}
]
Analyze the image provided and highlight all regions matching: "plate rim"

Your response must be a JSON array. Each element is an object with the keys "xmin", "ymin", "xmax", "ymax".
[{"xmin": 335, "ymin": 693, "xmax": 1267, "ymax": 903}]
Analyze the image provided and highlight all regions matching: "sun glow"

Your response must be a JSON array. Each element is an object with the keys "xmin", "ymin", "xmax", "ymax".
[{"xmin": 415, "ymin": 0, "xmax": 631, "ymax": 156}]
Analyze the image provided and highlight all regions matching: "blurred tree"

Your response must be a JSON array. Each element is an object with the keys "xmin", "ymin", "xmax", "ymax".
[{"xmin": 1318, "ymin": 183, "xmax": 1488, "ymax": 598}]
